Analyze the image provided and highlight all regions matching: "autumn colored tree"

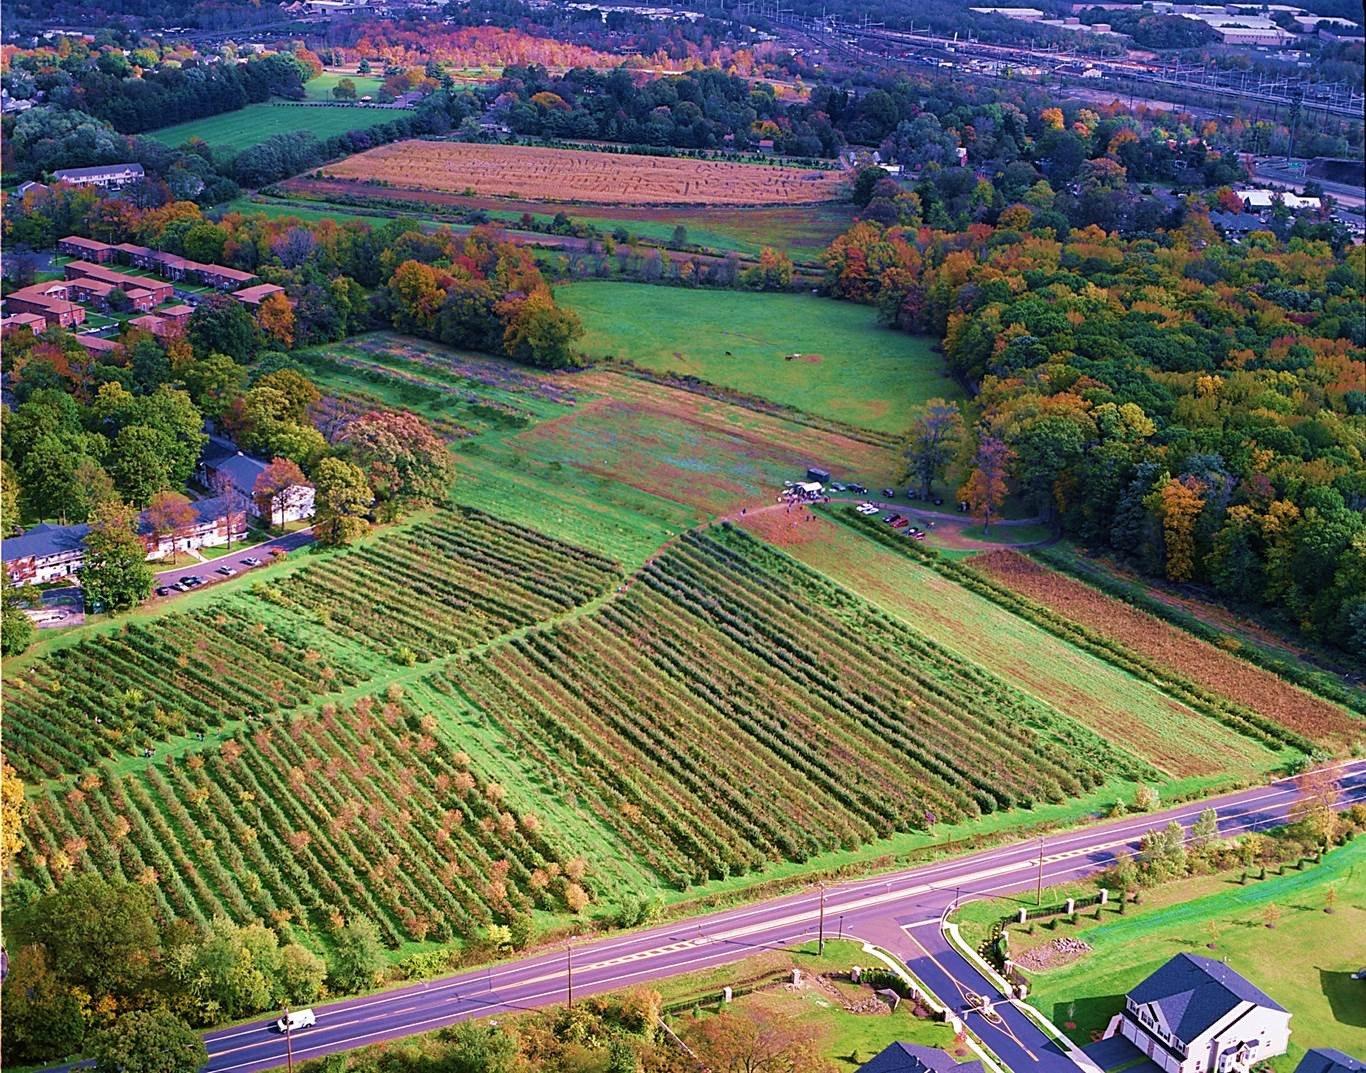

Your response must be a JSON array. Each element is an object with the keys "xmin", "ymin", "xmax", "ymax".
[
  {"xmin": 959, "ymin": 436, "xmax": 1013, "ymax": 535},
  {"xmin": 1147, "ymin": 476, "xmax": 1205, "ymax": 582},
  {"xmin": 255, "ymin": 291, "xmax": 295, "ymax": 349},
  {"xmin": 338, "ymin": 410, "xmax": 453, "ymax": 514},
  {"xmin": 80, "ymin": 500, "xmax": 154, "ymax": 612},
  {"xmin": 1288, "ymin": 765, "xmax": 1342, "ymax": 850},
  {"xmin": 688, "ymin": 1004, "xmax": 836, "ymax": 1073},
  {"xmin": 2, "ymin": 762, "xmax": 25, "ymax": 876},
  {"xmin": 740, "ymin": 246, "xmax": 794, "ymax": 291},
  {"xmin": 145, "ymin": 490, "xmax": 198, "ymax": 563},
  {"xmin": 905, "ymin": 398, "xmax": 963, "ymax": 500},
  {"xmin": 498, "ymin": 289, "xmax": 583, "ymax": 369},
  {"xmin": 252, "ymin": 457, "xmax": 310, "ymax": 531}
]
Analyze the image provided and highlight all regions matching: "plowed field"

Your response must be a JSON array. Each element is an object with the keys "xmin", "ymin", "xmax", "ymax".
[
  {"xmin": 320, "ymin": 141, "xmax": 846, "ymax": 206},
  {"xmin": 972, "ymin": 550, "xmax": 1359, "ymax": 748}
]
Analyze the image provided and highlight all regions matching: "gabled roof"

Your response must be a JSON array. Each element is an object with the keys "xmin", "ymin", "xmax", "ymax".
[
  {"xmin": 2, "ymin": 521, "xmax": 91, "ymax": 562},
  {"xmin": 1129, "ymin": 954, "xmax": 1286, "ymax": 1043},
  {"xmin": 858, "ymin": 1042, "xmax": 985, "ymax": 1073},
  {"xmin": 53, "ymin": 162, "xmax": 145, "ymax": 180},
  {"xmin": 3, "ymin": 496, "xmax": 241, "ymax": 564},
  {"xmin": 1296, "ymin": 1049, "xmax": 1366, "ymax": 1073}
]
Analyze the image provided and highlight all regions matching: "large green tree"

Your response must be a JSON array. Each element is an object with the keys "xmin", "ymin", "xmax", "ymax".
[
  {"xmin": 79, "ymin": 501, "xmax": 154, "ymax": 612},
  {"xmin": 90, "ymin": 1009, "xmax": 206, "ymax": 1073},
  {"xmin": 313, "ymin": 456, "xmax": 374, "ymax": 546}
]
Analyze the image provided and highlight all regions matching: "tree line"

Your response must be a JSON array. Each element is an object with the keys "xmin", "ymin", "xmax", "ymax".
[{"xmin": 825, "ymin": 204, "xmax": 1364, "ymax": 654}]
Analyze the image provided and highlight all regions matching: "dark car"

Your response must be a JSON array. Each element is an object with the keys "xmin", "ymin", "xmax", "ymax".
[
  {"xmin": 933, "ymin": 497, "xmax": 944, "ymax": 506},
  {"xmin": 849, "ymin": 484, "xmax": 868, "ymax": 494},
  {"xmin": 156, "ymin": 586, "xmax": 172, "ymax": 597},
  {"xmin": 882, "ymin": 488, "xmax": 896, "ymax": 498}
]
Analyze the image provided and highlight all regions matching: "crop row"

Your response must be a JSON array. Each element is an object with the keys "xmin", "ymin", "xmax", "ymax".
[
  {"xmin": 439, "ymin": 526, "xmax": 1145, "ymax": 890},
  {"xmin": 2, "ymin": 607, "xmax": 363, "ymax": 782},
  {"xmin": 256, "ymin": 507, "xmax": 621, "ymax": 662},
  {"xmin": 835, "ymin": 509, "xmax": 1317, "ymax": 753},
  {"xmin": 18, "ymin": 695, "xmax": 584, "ymax": 944}
]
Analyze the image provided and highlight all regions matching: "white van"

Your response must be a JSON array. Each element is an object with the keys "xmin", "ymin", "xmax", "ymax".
[{"xmin": 277, "ymin": 1009, "xmax": 316, "ymax": 1033}]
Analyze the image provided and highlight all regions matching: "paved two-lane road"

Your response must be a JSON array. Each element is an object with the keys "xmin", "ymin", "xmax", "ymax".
[{"xmin": 136, "ymin": 760, "xmax": 1366, "ymax": 1073}]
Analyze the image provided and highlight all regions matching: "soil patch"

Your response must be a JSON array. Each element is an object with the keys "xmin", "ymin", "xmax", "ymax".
[{"xmin": 1017, "ymin": 937, "xmax": 1092, "ymax": 972}]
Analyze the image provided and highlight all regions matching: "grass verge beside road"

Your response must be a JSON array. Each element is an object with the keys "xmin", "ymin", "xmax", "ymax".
[{"xmin": 1009, "ymin": 838, "xmax": 1364, "ymax": 1071}]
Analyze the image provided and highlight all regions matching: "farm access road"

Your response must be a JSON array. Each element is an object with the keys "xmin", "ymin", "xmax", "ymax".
[{"xmin": 75, "ymin": 759, "xmax": 1362, "ymax": 1073}]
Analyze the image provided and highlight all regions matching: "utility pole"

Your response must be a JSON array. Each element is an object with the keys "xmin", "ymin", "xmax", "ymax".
[
  {"xmin": 818, "ymin": 883, "xmax": 826, "ymax": 955},
  {"xmin": 1036, "ymin": 835, "xmax": 1045, "ymax": 907},
  {"xmin": 566, "ymin": 942, "xmax": 574, "ymax": 1008},
  {"xmin": 281, "ymin": 1006, "xmax": 295, "ymax": 1073}
]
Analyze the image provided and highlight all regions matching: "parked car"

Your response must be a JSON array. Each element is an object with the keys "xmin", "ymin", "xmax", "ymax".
[
  {"xmin": 830, "ymin": 482, "xmax": 847, "ymax": 492},
  {"xmin": 882, "ymin": 488, "xmax": 896, "ymax": 498},
  {"xmin": 933, "ymin": 497, "xmax": 944, "ymax": 506},
  {"xmin": 848, "ymin": 483, "xmax": 868, "ymax": 494},
  {"xmin": 1353, "ymin": 967, "xmax": 1366, "ymax": 980},
  {"xmin": 242, "ymin": 556, "xmax": 262, "ymax": 567},
  {"xmin": 216, "ymin": 565, "xmax": 237, "ymax": 577},
  {"xmin": 156, "ymin": 586, "xmax": 172, "ymax": 597},
  {"xmin": 277, "ymin": 1009, "xmax": 316, "ymax": 1033},
  {"xmin": 183, "ymin": 576, "xmax": 203, "ymax": 587},
  {"xmin": 892, "ymin": 517, "xmax": 909, "ymax": 529}
]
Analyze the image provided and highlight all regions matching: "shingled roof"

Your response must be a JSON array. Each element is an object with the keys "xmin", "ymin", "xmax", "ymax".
[
  {"xmin": 1296, "ymin": 1049, "xmax": 1366, "ymax": 1073},
  {"xmin": 1129, "ymin": 954, "xmax": 1286, "ymax": 1043},
  {"xmin": 858, "ymin": 1043, "xmax": 985, "ymax": 1073}
]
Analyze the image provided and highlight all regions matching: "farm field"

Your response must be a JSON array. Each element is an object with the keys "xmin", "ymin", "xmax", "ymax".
[
  {"xmin": 17, "ymin": 693, "xmax": 591, "ymax": 947},
  {"xmin": 972, "ymin": 550, "xmax": 1360, "ymax": 749},
  {"xmin": 320, "ymin": 140, "xmax": 848, "ymax": 206},
  {"xmin": 558, "ymin": 282, "xmax": 957, "ymax": 435},
  {"xmin": 432, "ymin": 525, "xmax": 1149, "ymax": 891},
  {"xmin": 741, "ymin": 510, "xmax": 1282, "ymax": 783},
  {"xmin": 498, "ymin": 373, "xmax": 902, "ymax": 519},
  {"xmin": 1020, "ymin": 838, "xmax": 1366, "ymax": 1071},
  {"xmin": 148, "ymin": 102, "xmax": 400, "ymax": 152},
  {"xmin": 275, "ymin": 177, "xmax": 858, "ymax": 258}
]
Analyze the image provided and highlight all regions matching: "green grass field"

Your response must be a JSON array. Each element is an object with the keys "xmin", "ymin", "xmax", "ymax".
[
  {"xmin": 1020, "ymin": 838, "xmax": 1365, "ymax": 1070},
  {"xmin": 304, "ymin": 71, "xmax": 385, "ymax": 100},
  {"xmin": 149, "ymin": 102, "xmax": 400, "ymax": 153},
  {"xmin": 558, "ymin": 283, "xmax": 958, "ymax": 435}
]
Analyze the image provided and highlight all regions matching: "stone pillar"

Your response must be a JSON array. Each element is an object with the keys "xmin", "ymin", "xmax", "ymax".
[
  {"xmin": 1017, "ymin": 907, "xmax": 1028, "ymax": 924},
  {"xmin": 722, "ymin": 986, "xmax": 732, "ymax": 1004}
]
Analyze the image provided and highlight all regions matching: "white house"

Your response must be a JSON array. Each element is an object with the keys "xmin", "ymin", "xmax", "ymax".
[
  {"xmin": 1104, "ymin": 954, "xmax": 1290, "ymax": 1073},
  {"xmin": 3, "ymin": 496, "xmax": 248, "ymax": 585},
  {"xmin": 51, "ymin": 163, "xmax": 146, "ymax": 189},
  {"xmin": 198, "ymin": 435, "xmax": 315, "ymax": 526}
]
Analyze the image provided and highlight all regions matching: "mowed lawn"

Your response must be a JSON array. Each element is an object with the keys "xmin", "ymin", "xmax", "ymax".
[
  {"xmin": 149, "ymin": 102, "xmax": 399, "ymax": 153},
  {"xmin": 304, "ymin": 71, "xmax": 384, "ymax": 100},
  {"xmin": 1024, "ymin": 838, "xmax": 1366, "ymax": 1071},
  {"xmin": 557, "ymin": 282, "xmax": 959, "ymax": 435}
]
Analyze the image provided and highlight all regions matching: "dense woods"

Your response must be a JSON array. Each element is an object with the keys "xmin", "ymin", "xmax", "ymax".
[{"xmin": 824, "ymin": 213, "xmax": 1365, "ymax": 653}]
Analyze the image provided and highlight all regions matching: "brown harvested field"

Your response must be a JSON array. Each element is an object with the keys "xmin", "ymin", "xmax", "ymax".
[
  {"xmin": 320, "ymin": 141, "xmax": 847, "ymax": 206},
  {"xmin": 972, "ymin": 549, "xmax": 1361, "ymax": 748}
]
